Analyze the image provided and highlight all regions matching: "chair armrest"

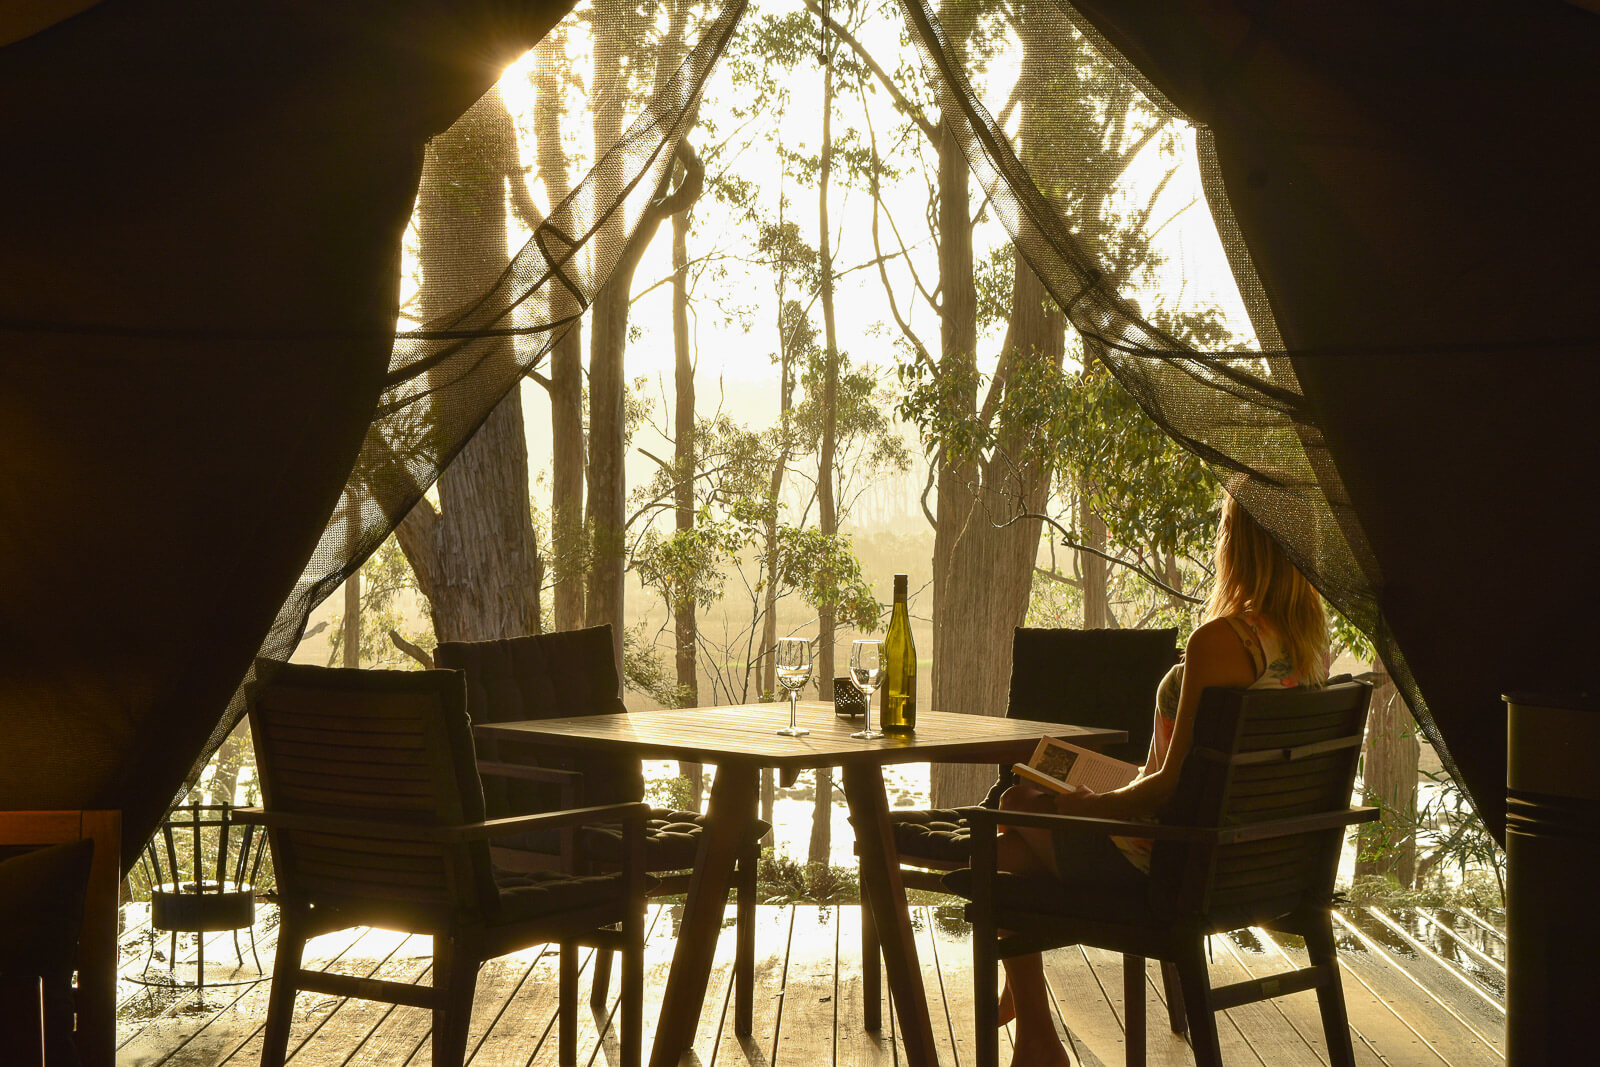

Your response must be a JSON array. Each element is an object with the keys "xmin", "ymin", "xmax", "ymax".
[
  {"xmin": 960, "ymin": 804, "xmax": 1379, "ymax": 845},
  {"xmin": 476, "ymin": 761, "xmax": 585, "ymax": 786},
  {"xmin": 960, "ymin": 806, "xmax": 1214, "ymax": 842},
  {"xmin": 234, "ymin": 801, "xmax": 650, "ymax": 845}
]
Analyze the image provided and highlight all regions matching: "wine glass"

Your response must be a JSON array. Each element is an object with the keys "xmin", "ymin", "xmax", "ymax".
[
  {"xmin": 774, "ymin": 636, "xmax": 813, "ymax": 737},
  {"xmin": 850, "ymin": 639, "xmax": 885, "ymax": 740}
]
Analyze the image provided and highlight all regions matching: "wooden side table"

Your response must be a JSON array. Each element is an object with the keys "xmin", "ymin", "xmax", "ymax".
[{"xmin": 0, "ymin": 810, "xmax": 121, "ymax": 1067}]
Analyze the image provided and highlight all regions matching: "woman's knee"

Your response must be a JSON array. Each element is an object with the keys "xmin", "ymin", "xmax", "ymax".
[{"xmin": 998, "ymin": 783, "xmax": 1047, "ymax": 812}]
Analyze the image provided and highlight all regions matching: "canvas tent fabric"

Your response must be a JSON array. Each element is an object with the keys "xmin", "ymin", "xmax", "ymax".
[
  {"xmin": 1040, "ymin": 0, "xmax": 1600, "ymax": 836},
  {"xmin": 2, "ymin": 0, "xmax": 1597, "ymax": 874},
  {"xmin": 0, "ymin": 0, "xmax": 734, "ymax": 866}
]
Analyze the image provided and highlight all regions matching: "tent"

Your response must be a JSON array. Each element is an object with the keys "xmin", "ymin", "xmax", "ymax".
[{"xmin": 4, "ymin": 0, "xmax": 1597, "ymax": 986}]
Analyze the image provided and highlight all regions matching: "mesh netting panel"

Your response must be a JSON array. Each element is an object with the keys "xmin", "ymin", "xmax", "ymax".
[
  {"xmin": 892, "ymin": 0, "xmax": 1456, "ymax": 812},
  {"xmin": 184, "ymin": 1, "xmax": 749, "ymax": 795}
]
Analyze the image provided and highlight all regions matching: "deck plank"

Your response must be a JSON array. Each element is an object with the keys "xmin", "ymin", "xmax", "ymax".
[
  {"xmin": 118, "ymin": 923, "xmax": 276, "ymax": 1028},
  {"xmin": 1205, "ymin": 932, "xmax": 1324, "ymax": 1067},
  {"xmin": 905, "ymin": 907, "xmax": 959, "ymax": 1067},
  {"xmin": 518, "ymin": 940, "xmax": 596, "ymax": 1067},
  {"xmin": 115, "ymin": 905, "xmax": 1511, "ymax": 1067},
  {"xmin": 1358, "ymin": 908, "xmax": 1506, "ymax": 1021},
  {"xmin": 712, "ymin": 903, "xmax": 793, "ymax": 1066},
  {"xmin": 1217, "ymin": 929, "xmax": 1385, "ymax": 1067},
  {"xmin": 835, "ymin": 903, "xmax": 898, "ymax": 1067},
  {"xmin": 466, "ymin": 945, "xmax": 561, "ymax": 1067},
  {"xmin": 209, "ymin": 927, "xmax": 399, "ymax": 1067},
  {"xmin": 681, "ymin": 904, "xmax": 742, "ymax": 1063},
  {"xmin": 1039, "ymin": 944, "xmax": 1130, "ymax": 1067},
  {"xmin": 775, "ymin": 906, "xmax": 840, "ymax": 1066},
  {"xmin": 1075, "ymin": 947, "xmax": 1191, "ymax": 1067},
  {"xmin": 290, "ymin": 933, "xmax": 433, "ymax": 1066},
  {"xmin": 121, "ymin": 925, "xmax": 368, "ymax": 1067},
  {"xmin": 1330, "ymin": 912, "xmax": 1503, "ymax": 1065},
  {"xmin": 1264, "ymin": 924, "xmax": 1453, "ymax": 1066},
  {"xmin": 621, "ymin": 903, "xmax": 683, "ymax": 1067}
]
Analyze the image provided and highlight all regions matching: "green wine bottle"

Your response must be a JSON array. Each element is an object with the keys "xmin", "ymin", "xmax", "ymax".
[{"xmin": 882, "ymin": 573, "xmax": 917, "ymax": 734}]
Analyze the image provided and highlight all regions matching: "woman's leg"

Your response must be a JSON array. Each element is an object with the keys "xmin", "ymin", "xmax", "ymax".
[{"xmin": 994, "ymin": 786, "xmax": 1072, "ymax": 1066}]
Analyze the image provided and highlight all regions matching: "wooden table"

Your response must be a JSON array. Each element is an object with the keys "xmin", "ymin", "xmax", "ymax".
[{"xmin": 476, "ymin": 703, "xmax": 1125, "ymax": 1067}]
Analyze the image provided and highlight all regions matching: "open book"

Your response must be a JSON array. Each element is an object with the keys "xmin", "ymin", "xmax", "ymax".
[{"xmin": 1014, "ymin": 736, "xmax": 1140, "ymax": 794}]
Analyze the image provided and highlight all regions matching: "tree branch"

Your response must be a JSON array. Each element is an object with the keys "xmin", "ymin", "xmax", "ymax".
[
  {"xmin": 801, "ymin": 0, "xmax": 938, "ymax": 140},
  {"xmin": 861, "ymin": 84, "xmax": 935, "ymax": 372},
  {"xmin": 389, "ymin": 630, "xmax": 435, "ymax": 669},
  {"xmin": 1032, "ymin": 566, "xmax": 1083, "ymax": 590}
]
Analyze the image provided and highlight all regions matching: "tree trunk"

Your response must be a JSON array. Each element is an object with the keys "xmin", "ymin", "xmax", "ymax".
[
  {"xmin": 672, "ymin": 188, "xmax": 703, "ymax": 804},
  {"xmin": 535, "ymin": 40, "xmax": 587, "ymax": 633},
  {"xmin": 1356, "ymin": 661, "xmax": 1420, "ymax": 885},
  {"xmin": 929, "ymin": 256, "xmax": 1060, "ymax": 806},
  {"xmin": 1079, "ymin": 484, "xmax": 1113, "ymax": 628},
  {"xmin": 583, "ymin": 12, "xmax": 630, "ymax": 658},
  {"xmin": 809, "ymin": 58, "xmax": 839, "ymax": 866},
  {"xmin": 930, "ymin": 17, "xmax": 1064, "ymax": 807},
  {"xmin": 929, "ymin": 108, "xmax": 984, "ymax": 808},
  {"xmin": 342, "ymin": 566, "xmax": 361, "ymax": 667},
  {"xmin": 583, "ymin": 0, "xmax": 692, "ymax": 670},
  {"xmin": 397, "ymin": 90, "xmax": 542, "ymax": 645}
]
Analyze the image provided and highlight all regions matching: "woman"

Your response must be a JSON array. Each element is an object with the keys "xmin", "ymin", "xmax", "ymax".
[{"xmin": 994, "ymin": 493, "xmax": 1329, "ymax": 1067}]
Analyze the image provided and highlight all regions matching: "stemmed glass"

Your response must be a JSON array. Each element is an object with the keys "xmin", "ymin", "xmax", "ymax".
[
  {"xmin": 850, "ymin": 639, "xmax": 885, "ymax": 740},
  {"xmin": 774, "ymin": 636, "xmax": 813, "ymax": 737}
]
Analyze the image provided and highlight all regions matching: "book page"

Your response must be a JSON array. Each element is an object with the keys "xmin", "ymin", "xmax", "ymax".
[{"xmin": 1016, "ymin": 736, "xmax": 1138, "ymax": 794}]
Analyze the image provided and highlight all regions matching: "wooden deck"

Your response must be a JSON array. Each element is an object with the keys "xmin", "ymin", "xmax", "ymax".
[{"xmin": 116, "ymin": 902, "xmax": 1505, "ymax": 1066}]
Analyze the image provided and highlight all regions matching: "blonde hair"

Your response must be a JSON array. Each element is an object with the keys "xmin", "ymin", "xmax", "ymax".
[{"xmin": 1205, "ymin": 494, "xmax": 1328, "ymax": 684}]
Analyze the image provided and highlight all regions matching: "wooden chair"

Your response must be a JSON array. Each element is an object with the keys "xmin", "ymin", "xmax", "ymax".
[
  {"xmin": 950, "ymin": 681, "xmax": 1376, "ymax": 1067},
  {"xmin": 859, "ymin": 627, "xmax": 1180, "ymax": 1029},
  {"xmin": 239, "ymin": 662, "xmax": 650, "ymax": 1067},
  {"xmin": 435, "ymin": 625, "xmax": 765, "ymax": 1034}
]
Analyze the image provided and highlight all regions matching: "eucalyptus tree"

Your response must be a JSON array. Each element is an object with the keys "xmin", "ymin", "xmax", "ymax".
[
  {"xmin": 396, "ymin": 88, "xmax": 545, "ymax": 645},
  {"xmin": 584, "ymin": 0, "xmax": 706, "ymax": 661},
  {"xmin": 821, "ymin": 0, "xmax": 1230, "ymax": 803}
]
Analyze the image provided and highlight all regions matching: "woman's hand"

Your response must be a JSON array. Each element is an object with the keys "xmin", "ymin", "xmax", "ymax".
[{"xmin": 1050, "ymin": 787, "xmax": 1099, "ymax": 815}]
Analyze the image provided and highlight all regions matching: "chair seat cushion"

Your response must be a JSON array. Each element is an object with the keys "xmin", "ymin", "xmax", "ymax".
[
  {"xmin": 491, "ymin": 866, "xmax": 631, "ymax": 923},
  {"xmin": 942, "ymin": 867, "xmax": 1160, "ymax": 928},
  {"xmin": 580, "ymin": 808, "xmax": 771, "ymax": 870},
  {"xmin": 887, "ymin": 808, "xmax": 974, "ymax": 866}
]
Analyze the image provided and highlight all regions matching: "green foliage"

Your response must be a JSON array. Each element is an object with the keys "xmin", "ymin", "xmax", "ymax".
[
  {"xmin": 621, "ymin": 622, "xmax": 693, "ymax": 708},
  {"xmin": 327, "ymin": 535, "xmax": 433, "ymax": 669},
  {"xmin": 1354, "ymin": 764, "xmax": 1506, "ymax": 911},
  {"xmin": 1048, "ymin": 363, "xmax": 1219, "ymax": 564},
  {"xmin": 770, "ymin": 526, "xmax": 882, "ymax": 631},
  {"xmin": 756, "ymin": 849, "xmax": 860, "ymax": 905},
  {"xmin": 648, "ymin": 774, "xmax": 702, "ymax": 814},
  {"xmin": 1344, "ymin": 871, "xmax": 1505, "ymax": 918},
  {"xmin": 1329, "ymin": 607, "xmax": 1375, "ymax": 663},
  {"xmin": 635, "ymin": 510, "xmax": 757, "ymax": 614}
]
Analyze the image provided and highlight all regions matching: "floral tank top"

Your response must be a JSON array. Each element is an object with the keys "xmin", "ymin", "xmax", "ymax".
[{"xmin": 1115, "ymin": 614, "xmax": 1317, "ymax": 871}]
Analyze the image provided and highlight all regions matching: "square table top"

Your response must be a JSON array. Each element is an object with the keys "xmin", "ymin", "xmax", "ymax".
[{"xmin": 473, "ymin": 702, "xmax": 1127, "ymax": 772}]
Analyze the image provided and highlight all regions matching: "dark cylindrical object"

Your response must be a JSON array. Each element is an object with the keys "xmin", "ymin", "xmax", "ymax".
[{"xmin": 1504, "ymin": 692, "xmax": 1600, "ymax": 1065}]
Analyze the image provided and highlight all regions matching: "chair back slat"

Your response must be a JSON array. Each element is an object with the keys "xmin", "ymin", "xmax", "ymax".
[
  {"xmin": 981, "ymin": 628, "xmax": 1181, "ymax": 805},
  {"xmin": 1151, "ymin": 682, "xmax": 1370, "ymax": 922},
  {"xmin": 1007, "ymin": 627, "xmax": 1179, "ymax": 762},
  {"xmin": 249, "ymin": 663, "xmax": 495, "ymax": 918},
  {"xmin": 435, "ymin": 625, "xmax": 643, "ymax": 817}
]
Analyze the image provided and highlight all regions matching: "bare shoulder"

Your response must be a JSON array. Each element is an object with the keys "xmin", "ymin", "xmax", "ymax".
[{"xmin": 1183, "ymin": 618, "xmax": 1258, "ymax": 689}]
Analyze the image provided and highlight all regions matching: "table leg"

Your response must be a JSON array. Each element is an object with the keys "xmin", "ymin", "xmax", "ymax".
[
  {"xmin": 842, "ymin": 762, "xmax": 939, "ymax": 1066},
  {"xmin": 648, "ymin": 762, "xmax": 757, "ymax": 1067}
]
